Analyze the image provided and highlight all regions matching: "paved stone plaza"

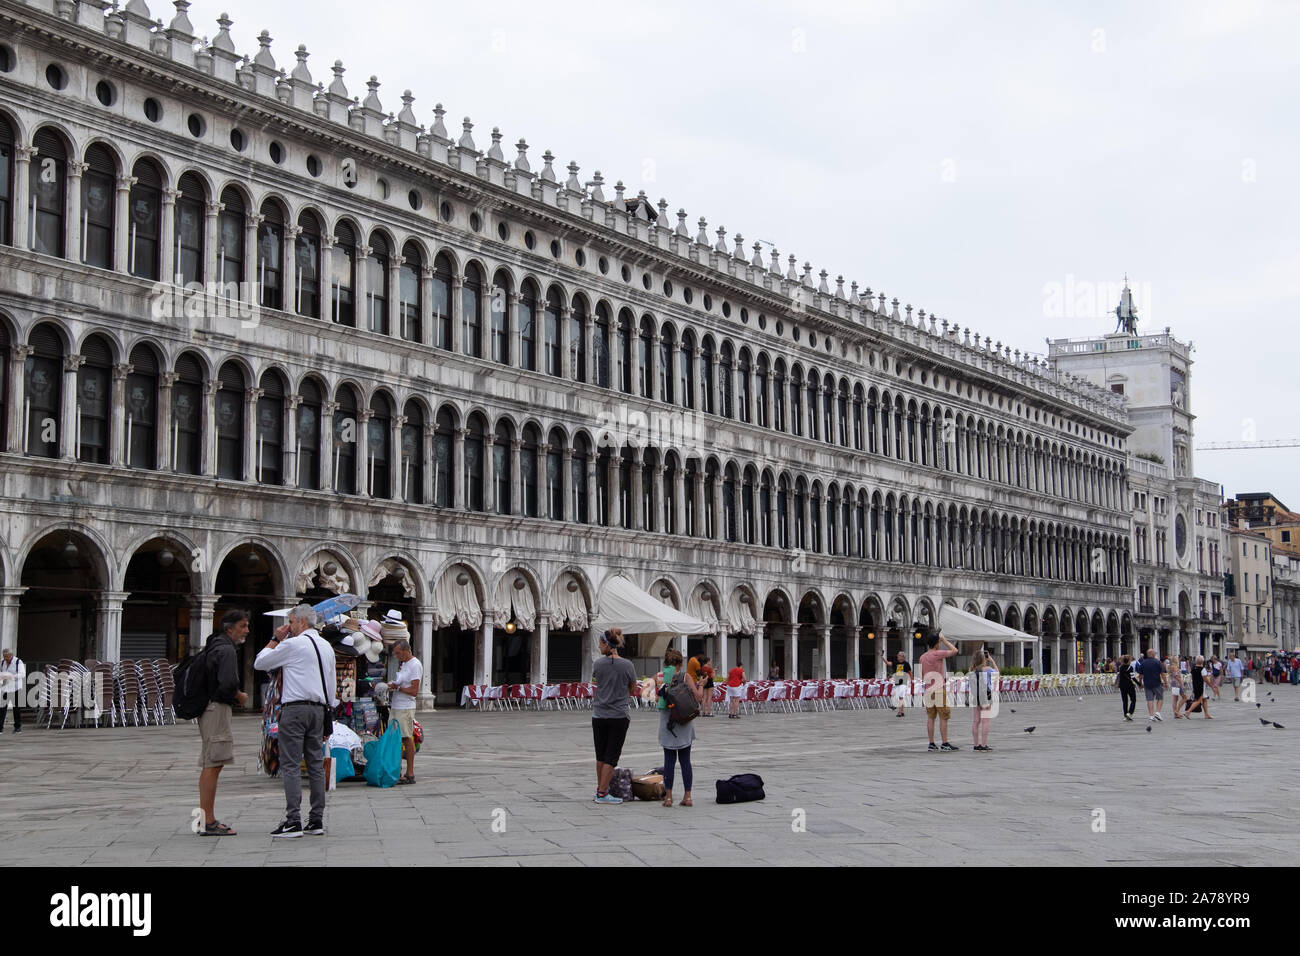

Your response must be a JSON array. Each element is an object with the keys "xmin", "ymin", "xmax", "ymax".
[{"xmin": 0, "ymin": 686, "xmax": 1294, "ymax": 867}]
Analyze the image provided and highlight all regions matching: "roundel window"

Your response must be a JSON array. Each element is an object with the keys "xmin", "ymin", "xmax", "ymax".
[{"xmin": 1175, "ymin": 513, "xmax": 1187, "ymax": 558}]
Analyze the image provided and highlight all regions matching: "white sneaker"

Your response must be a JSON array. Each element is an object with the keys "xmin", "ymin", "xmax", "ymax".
[{"xmin": 1153, "ymin": 712, "xmax": 1164, "ymax": 721}]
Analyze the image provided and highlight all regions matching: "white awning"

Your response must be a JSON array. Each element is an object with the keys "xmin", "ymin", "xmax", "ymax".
[
  {"xmin": 593, "ymin": 575, "xmax": 711, "ymax": 638},
  {"xmin": 938, "ymin": 604, "xmax": 1039, "ymax": 643}
]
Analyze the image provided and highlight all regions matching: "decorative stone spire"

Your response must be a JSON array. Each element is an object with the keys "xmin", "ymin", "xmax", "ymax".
[
  {"xmin": 291, "ymin": 44, "xmax": 312, "ymax": 82},
  {"xmin": 457, "ymin": 117, "xmax": 476, "ymax": 151},
  {"xmin": 430, "ymin": 103, "xmax": 449, "ymax": 141},
  {"xmin": 398, "ymin": 90, "xmax": 418, "ymax": 126},
  {"xmin": 905, "ymin": 304, "xmax": 913, "ymax": 325},
  {"xmin": 656, "ymin": 197, "xmax": 670, "ymax": 227},
  {"xmin": 254, "ymin": 28, "xmax": 275, "ymax": 68},
  {"xmin": 212, "ymin": 10, "xmax": 234, "ymax": 51},
  {"xmin": 752, "ymin": 242, "xmax": 764, "ymax": 268},
  {"xmin": 733, "ymin": 233, "xmax": 744, "ymax": 258},
  {"xmin": 877, "ymin": 293, "xmax": 887, "ymax": 314},
  {"xmin": 696, "ymin": 218, "xmax": 709, "ymax": 246},
  {"xmin": 328, "ymin": 60, "xmax": 348, "ymax": 97},
  {"xmin": 786, "ymin": 255, "xmax": 798, "ymax": 282},
  {"xmin": 849, "ymin": 281, "xmax": 860, "ymax": 305},
  {"xmin": 589, "ymin": 171, "xmax": 606, "ymax": 202},
  {"xmin": 362, "ymin": 76, "xmax": 383, "ymax": 112},
  {"xmin": 890, "ymin": 298, "xmax": 901, "ymax": 320},
  {"xmin": 675, "ymin": 208, "xmax": 689, "ymax": 237},
  {"xmin": 540, "ymin": 150, "xmax": 557, "ymax": 183},
  {"xmin": 567, "ymin": 162, "xmax": 584, "ymax": 193},
  {"xmin": 514, "ymin": 139, "xmax": 531, "ymax": 172},
  {"xmin": 169, "ymin": 1, "xmax": 194, "ymax": 34},
  {"xmin": 487, "ymin": 128, "xmax": 505, "ymax": 162},
  {"xmin": 835, "ymin": 275, "xmax": 846, "ymax": 300},
  {"xmin": 818, "ymin": 269, "xmax": 830, "ymax": 295},
  {"xmin": 634, "ymin": 190, "xmax": 651, "ymax": 221},
  {"xmin": 714, "ymin": 226, "xmax": 728, "ymax": 254},
  {"xmin": 614, "ymin": 181, "xmax": 626, "ymax": 208},
  {"xmin": 769, "ymin": 248, "xmax": 781, "ymax": 276}
]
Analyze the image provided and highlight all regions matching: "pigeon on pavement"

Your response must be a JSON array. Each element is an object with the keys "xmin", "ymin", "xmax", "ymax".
[
  {"xmin": 1273, "ymin": 722, "xmax": 1285, "ymax": 729},
  {"xmin": 1146, "ymin": 725, "xmax": 1152, "ymax": 733},
  {"xmin": 1260, "ymin": 718, "xmax": 1271, "ymax": 725},
  {"xmin": 1024, "ymin": 726, "xmax": 1036, "ymax": 733}
]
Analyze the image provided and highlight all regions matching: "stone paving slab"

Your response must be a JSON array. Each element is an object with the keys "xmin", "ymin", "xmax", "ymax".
[{"xmin": 0, "ymin": 684, "xmax": 1295, "ymax": 866}]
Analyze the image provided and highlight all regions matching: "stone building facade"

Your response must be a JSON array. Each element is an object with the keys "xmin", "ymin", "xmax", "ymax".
[{"xmin": 0, "ymin": 0, "xmax": 1136, "ymax": 705}]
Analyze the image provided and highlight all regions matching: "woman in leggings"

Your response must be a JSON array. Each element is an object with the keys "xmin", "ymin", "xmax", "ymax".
[
  {"xmin": 1116, "ymin": 654, "xmax": 1137, "ymax": 721},
  {"xmin": 655, "ymin": 648, "xmax": 702, "ymax": 807}
]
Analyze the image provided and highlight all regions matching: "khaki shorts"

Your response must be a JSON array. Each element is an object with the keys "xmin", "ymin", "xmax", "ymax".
[
  {"xmin": 391, "ymin": 708, "xmax": 415, "ymax": 740},
  {"xmin": 198, "ymin": 701, "xmax": 234, "ymax": 768},
  {"xmin": 924, "ymin": 685, "xmax": 951, "ymax": 720}
]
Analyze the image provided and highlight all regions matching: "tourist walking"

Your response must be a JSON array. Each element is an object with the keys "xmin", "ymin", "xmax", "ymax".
[
  {"xmin": 254, "ymin": 605, "xmax": 337, "ymax": 837},
  {"xmin": 1226, "ymin": 652, "xmax": 1245, "ymax": 702},
  {"xmin": 726, "ymin": 662, "xmax": 745, "ymax": 718},
  {"xmin": 1184, "ymin": 656, "xmax": 1212, "ymax": 718},
  {"xmin": 0, "ymin": 648, "xmax": 26, "ymax": 734},
  {"xmin": 700, "ymin": 655, "xmax": 716, "ymax": 717},
  {"xmin": 591, "ymin": 629, "xmax": 638, "ymax": 804},
  {"xmin": 389, "ymin": 639, "xmax": 421, "ymax": 784},
  {"xmin": 1136, "ymin": 649, "xmax": 1166, "ymax": 722},
  {"xmin": 1116, "ymin": 654, "xmax": 1137, "ymax": 721},
  {"xmin": 883, "ymin": 649, "xmax": 912, "ymax": 717},
  {"xmin": 971, "ymin": 647, "xmax": 998, "ymax": 751},
  {"xmin": 196, "ymin": 610, "xmax": 248, "ymax": 835},
  {"xmin": 919, "ymin": 629, "xmax": 959, "ymax": 751},
  {"xmin": 656, "ymin": 648, "xmax": 702, "ymax": 806},
  {"xmin": 1169, "ymin": 655, "xmax": 1186, "ymax": 718},
  {"xmin": 1208, "ymin": 656, "xmax": 1223, "ymax": 699}
]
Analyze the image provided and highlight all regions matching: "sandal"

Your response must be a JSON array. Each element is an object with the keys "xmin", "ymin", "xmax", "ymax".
[
  {"xmin": 201, "ymin": 821, "xmax": 236, "ymax": 836},
  {"xmin": 397, "ymin": 775, "xmax": 415, "ymax": 785},
  {"xmin": 662, "ymin": 792, "xmax": 673, "ymax": 807},
  {"xmin": 681, "ymin": 794, "xmax": 693, "ymax": 807}
]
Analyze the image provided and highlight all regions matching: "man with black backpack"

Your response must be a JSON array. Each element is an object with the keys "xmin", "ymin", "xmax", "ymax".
[{"xmin": 197, "ymin": 610, "xmax": 249, "ymax": 836}]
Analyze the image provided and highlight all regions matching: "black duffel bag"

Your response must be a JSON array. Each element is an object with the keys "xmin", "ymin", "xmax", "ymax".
[{"xmin": 715, "ymin": 773, "xmax": 765, "ymax": 804}]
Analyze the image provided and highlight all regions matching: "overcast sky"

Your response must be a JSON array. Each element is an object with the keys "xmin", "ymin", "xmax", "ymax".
[{"xmin": 198, "ymin": 0, "xmax": 1299, "ymax": 505}]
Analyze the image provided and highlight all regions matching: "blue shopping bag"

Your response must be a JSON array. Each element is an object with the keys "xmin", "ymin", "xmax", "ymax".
[{"xmin": 363, "ymin": 719, "xmax": 403, "ymax": 788}]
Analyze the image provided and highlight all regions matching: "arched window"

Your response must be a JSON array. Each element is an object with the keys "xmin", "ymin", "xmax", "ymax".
[
  {"xmin": 776, "ymin": 476, "xmax": 790, "ymax": 549},
  {"xmin": 840, "ymin": 489, "xmax": 851, "ymax": 555},
  {"xmin": 0, "ymin": 116, "xmax": 14, "ymax": 245},
  {"xmin": 295, "ymin": 378, "xmax": 322, "ymax": 490},
  {"xmin": 366, "ymin": 233, "xmax": 389, "ymax": 334},
  {"xmin": 432, "ymin": 252, "xmax": 453, "ymax": 349},
  {"xmin": 490, "ymin": 270, "xmax": 511, "ymax": 365},
  {"xmin": 493, "ymin": 422, "xmax": 514, "ymax": 515},
  {"xmin": 462, "ymin": 264, "xmax": 484, "ymax": 358},
  {"xmin": 294, "ymin": 211, "xmax": 321, "ymax": 317},
  {"xmin": 573, "ymin": 433, "xmax": 591, "ymax": 523},
  {"xmin": 789, "ymin": 365, "xmax": 803, "ymax": 436},
  {"xmin": 546, "ymin": 428, "xmax": 564, "ymax": 519},
  {"xmin": 795, "ymin": 479, "xmax": 808, "ymax": 550},
  {"xmin": 806, "ymin": 371, "xmax": 820, "ymax": 440},
  {"xmin": 704, "ymin": 461, "xmax": 718, "ymax": 537},
  {"xmin": 521, "ymin": 424, "xmax": 540, "ymax": 517},
  {"xmin": 544, "ymin": 288, "xmax": 562, "ymax": 377},
  {"xmin": 368, "ymin": 393, "xmax": 392, "ymax": 498},
  {"xmin": 215, "ymin": 362, "xmax": 245, "ymax": 480},
  {"xmin": 257, "ymin": 200, "xmax": 284, "ymax": 310},
  {"xmin": 401, "ymin": 401, "xmax": 423, "ymax": 503},
  {"xmin": 593, "ymin": 303, "xmax": 610, "ymax": 389},
  {"xmin": 570, "ymin": 297, "xmax": 587, "ymax": 383},
  {"xmin": 256, "ymin": 370, "xmax": 284, "ymax": 485},
  {"xmin": 519, "ymin": 281, "xmax": 537, "ymax": 371},
  {"xmin": 466, "ymin": 415, "xmax": 487, "ymax": 511},
  {"xmin": 664, "ymin": 454, "xmax": 679, "ymax": 534},
  {"xmin": 742, "ymin": 468, "xmax": 756, "ymax": 544},
  {"xmin": 81, "ymin": 144, "xmax": 115, "ymax": 269},
  {"xmin": 129, "ymin": 159, "xmax": 162, "ymax": 280},
  {"xmin": 641, "ymin": 449, "xmax": 657, "ymax": 531},
  {"xmin": 333, "ymin": 387, "xmax": 358, "ymax": 494},
  {"xmin": 679, "ymin": 329, "xmax": 695, "ymax": 409},
  {"xmin": 810, "ymin": 484, "xmax": 823, "ymax": 554},
  {"xmin": 172, "ymin": 353, "xmax": 203, "ymax": 475},
  {"xmin": 855, "ymin": 492, "xmax": 866, "ymax": 557},
  {"xmin": 31, "ymin": 128, "xmax": 68, "ymax": 257},
  {"xmin": 773, "ymin": 359, "xmax": 786, "ymax": 432},
  {"xmin": 760, "ymin": 472, "xmax": 773, "ymax": 547},
  {"xmin": 595, "ymin": 446, "xmax": 613, "ymax": 527},
  {"xmin": 399, "ymin": 242, "xmax": 422, "ymax": 343},
  {"xmin": 835, "ymin": 379, "xmax": 846, "ymax": 445},
  {"xmin": 216, "ymin": 187, "xmax": 245, "ymax": 298},
  {"xmin": 723, "ymin": 465, "xmax": 738, "ymax": 543},
  {"xmin": 175, "ymin": 172, "xmax": 206, "ymax": 286},
  {"xmin": 867, "ymin": 389, "xmax": 878, "ymax": 454},
  {"xmin": 696, "ymin": 335, "xmax": 717, "ymax": 411},
  {"xmin": 331, "ymin": 222, "xmax": 356, "ymax": 326},
  {"xmin": 742, "ymin": 350, "xmax": 756, "ymax": 426},
  {"xmin": 659, "ymin": 325, "xmax": 676, "ymax": 405},
  {"xmin": 125, "ymin": 344, "xmax": 157, "ymax": 470},
  {"xmin": 433, "ymin": 407, "xmax": 454, "ymax": 507},
  {"xmin": 852, "ymin": 386, "xmax": 864, "ymax": 450},
  {"xmin": 24, "ymin": 325, "xmax": 62, "ymax": 458},
  {"xmin": 619, "ymin": 447, "xmax": 634, "ymax": 529},
  {"xmin": 683, "ymin": 458, "xmax": 698, "ymax": 536},
  {"xmin": 76, "ymin": 334, "xmax": 113, "ymax": 464},
  {"xmin": 718, "ymin": 342, "xmax": 733, "ymax": 419}
]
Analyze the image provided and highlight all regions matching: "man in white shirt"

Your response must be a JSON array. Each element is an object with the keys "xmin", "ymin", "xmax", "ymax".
[
  {"xmin": 1226, "ymin": 652, "xmax": 1246, "ymax": 701},
  {"xmin": 390, "ymin": 639, "xmax": 422, "ymax": 785},
  {"xmin": 0, "ymin": 649, "xmax": 26, "ymax": 734},
  {"xmin": 255, "ymin": 605, "xmax": 337, "ymax": 838}
]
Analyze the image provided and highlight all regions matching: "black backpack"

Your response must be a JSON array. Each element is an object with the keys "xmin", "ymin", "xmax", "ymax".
[
  {"xmin": 173, "ymin": 641, "xmax": 215, "ymax": 720},
  {"xmin": 662, "ymin": 670, "xmax": 700, "ymax": 730},
  {"xmin": 715, "ymin": 773, "xmax": 765, "ymax": 804}
]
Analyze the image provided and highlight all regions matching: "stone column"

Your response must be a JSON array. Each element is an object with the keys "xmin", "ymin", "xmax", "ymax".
[
  {"xmin": 6, "ymin": 345, "xmax": 28, "ymax": 453},
  {"xmin": 110, "ymin": 362, "xmax": 130, "ymax": 466},
  {"xmin": 244, "ymin": 387, "xmax": 263, "ymax": 482},
  {"xmin": 507, "ymin": 291, "xmax": 521, "ymax": 367},
  {"xmin": 800, "ymin": 488, "xmax": 812, "ymax": 551},
  {"xmin": 0, "ymin": 588, "xmax": 26, "ymax": 662},
  {"xmin": 476, "ymin": 620, "xmax": 495, "ymax": 687},
  {"xmin": 388, "ymin": 258, "xmax": 402, "ymax": 338},
  {"xmin": 354, "ymin": 244, "xmax": 372, "ymax": 330},
  {"xmin": 453, "ymin": 427, "xmax": 468, "ymax": 510},
  {"xmin": 245, "ymin": 213, "xmax": 263, "ymax": 308},
  {"xmin": 190, "ymin": 593, "xmax": 219, "ymax": 656},
  {"xmin": 654, "ymin": 464, "xmax": 666, "ymax": 533},
  {"xmin": 787, "ymin": 624, "xmax": 797, "ymax": 681},
  {"xmin": 422, "ymin": 424, "xmax": 436, "ymax": 505},
  {"xmin": 419, "ymin": 265, "xmax": 435, "ymax": 346},
  {"xmin": 61, "ymin": 353, "xmax": 84, "ymax": 460},
  {"xmin": 752, "ymin": 623, "xmax": 765, "ymax": 682},
  {"xmin": 114, "ymin": 174, "xmax": 136, "ymax": 273},
  {"xmin": 821, "ymin": 624, "xmax": 832, "ymax": 679},
  {"xmin": 391, "ymin": 414, "xmax": 406, "ymax": 500},
  {"xmin": 450, "ymin": 276, "xmax": 464, "ymax": 354},
  {"xmin": 66, "ymin": 160, "xmax": 86, "ymax": 264},
  {"xmin": 558, "ymin": 305, "xmax": 571, "ymax": 379},
  {"xmin": 203, "ymin": 200, "xmax": 223, "ymax": 287},
  {"xmin": 712, "ymin": 473, "xmax": 724, "ymax": 541},
  {"xmin": 282, "ymin": 395, "xmax": 301, "ymax": 489},
  {"xmin": 673, "ymin": 466, "xmax": 686, "ymax": 536},
  {"xmin": 13, "ymin": 145, "xmax": 34, "ymax": 251},
  {"xmin": 629, "ymin": 322, "xmax": 642, "ymax": 397},
  {"xmin": 320, "ymin": 401, "xmax": 337, "ymax": 490},
  {"xmin": 156, "ymin": 372, "xmax": 175, "ymax": 471},
  {"xmin": 505, "ymin": 438, "xmax": 520, "ymax": 515},
  {"xmin": 284, "ymin": 224, "xmax": 301, "ymax": 313},
  {"xmin": 96, "ymin": 590, "xmax": 129, "ymax": 663},
  {"xmin": 716, "ymin": 622, "xmax": 729, "ymax": 678},
  {"xmin": 630, "ymin": 446, "xmax": 644, "ymax": 530},
  {"xmin": 416, "ymin": 606, "xmax": 436, "ymax": 710},
  {"xmin": 355, "ymin": 408, "xmax": 372, "ymax": 496},
  {"xmin": 585, "ymin": 453, "xmax": 598, "ymax": 524},
  {"xmin": 533, "ymin": 613, "xmax": 550, "ymax": 686},
  {"xmin": 562, "ymin": 447, "xmax": 575, "ymax": 522},
  {"xmin": 160, "ymin": 186, "xmax": 180, "ymax": 283},
  {"xmin": 851, "ymin": 627, "xmax": 861, "ymax": 678},
  {"xmin": 609, "ymin": 451, "xmax": 622, "ymax": 527}
]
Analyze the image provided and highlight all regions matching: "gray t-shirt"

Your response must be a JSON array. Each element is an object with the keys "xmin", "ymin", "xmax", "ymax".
[{"xmin": 592, "ymin": 655, "xmax": 638, "ymax": 719}]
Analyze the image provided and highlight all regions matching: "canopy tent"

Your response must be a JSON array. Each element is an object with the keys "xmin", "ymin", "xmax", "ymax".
[
  {"xmin": 593, "ymin": 575, "xmax": 711, "ymax": 661},
  {"xmin": 938, "ymin": 603, "xmax": 1038, "ymax": 670}
]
